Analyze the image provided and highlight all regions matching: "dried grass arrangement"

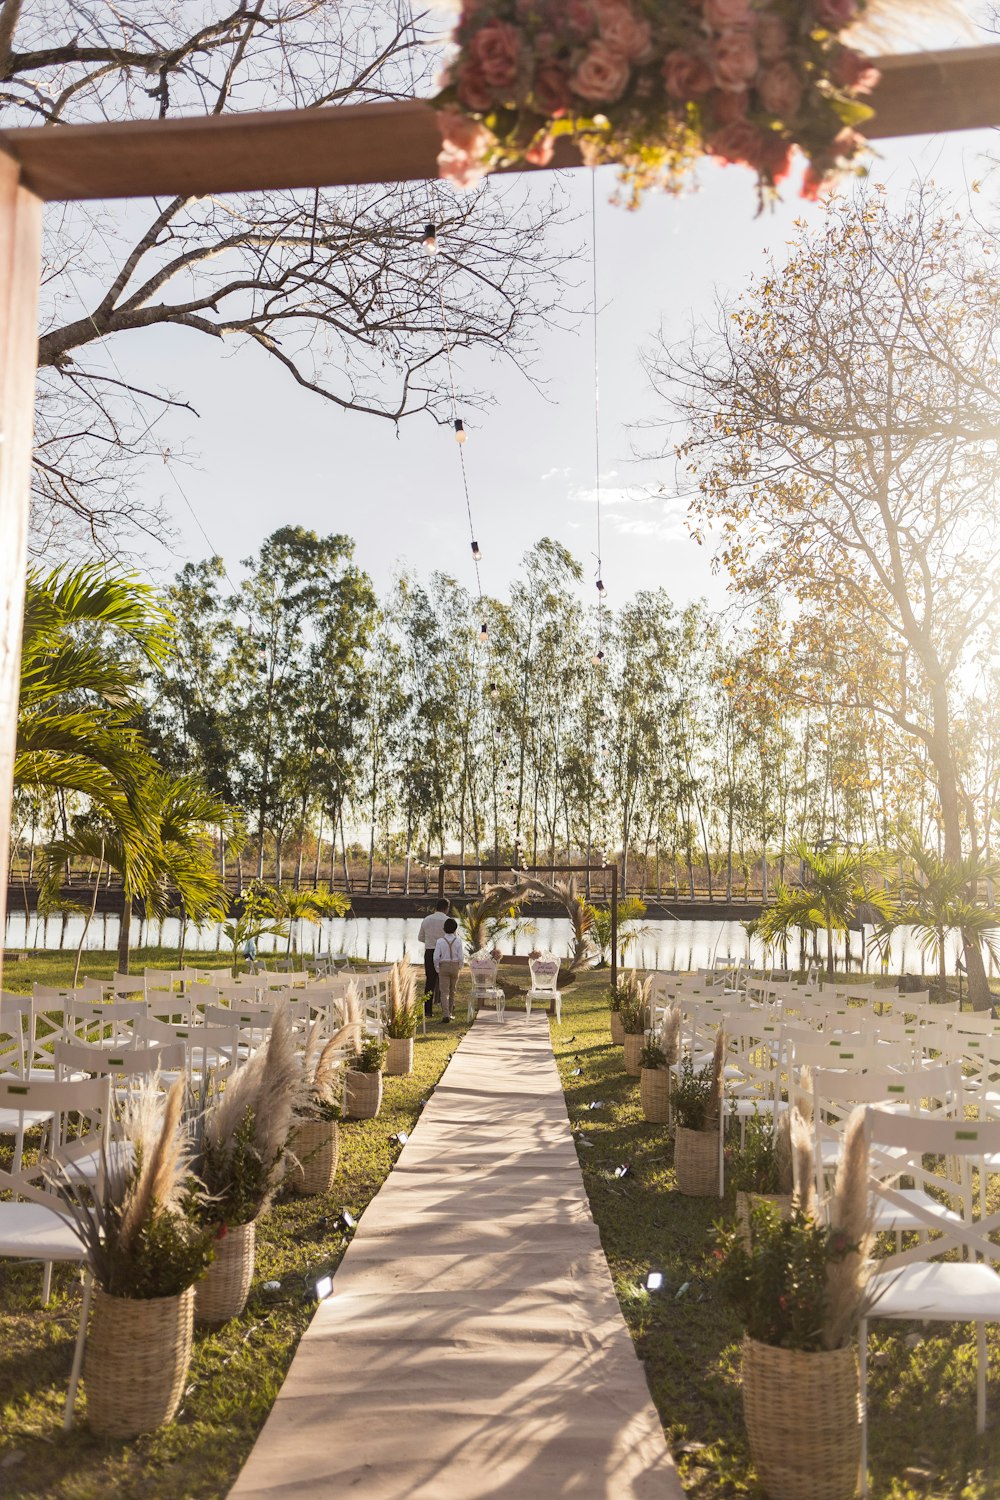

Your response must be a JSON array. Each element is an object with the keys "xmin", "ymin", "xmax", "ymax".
[
  {"xmin": 638, "ymin": 1041, "xmax": 670, "ymax": 1124},
  {"xmin": 52, "ymin": 1075, "xmax": 213, "ymax": 1300},
  {"xmin": 715, "ymin": 1109, "xmax": 871, "ymax": 1500},
  {"xmin": 195, "ymin": 1000, "xmax": 300, "ymax": 1228},
  {"xmin": 384, "ymin": 958, "xmax": 420, "ymax": 1041},
  {"xmin": 49, "ymin": 1075, "xmax": 214, "ymax": 1437},
  {"xmin": 658, "ymin": 1002, "xmax": 681, "ymax": 1067},
  {"xmin": 716, "ymin": 1107, "xmax": 870, "ymax": 1351}
]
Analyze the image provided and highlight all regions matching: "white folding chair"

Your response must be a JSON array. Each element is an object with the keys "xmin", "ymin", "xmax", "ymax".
[
  {"xmin": 526, "ymin": 956, "xmax": 560, "ymax": 1020},
  {"xmin": 859, "ymin": 1109, "xmax": 1000, "ymax": 1492},
  {"xmin": 468, "ymin": 953, "xmax": 505, "ymax": 1023},
  {"xmin": 0, "ymin": 1073, "xmax": 112, "ymax": 1428}
]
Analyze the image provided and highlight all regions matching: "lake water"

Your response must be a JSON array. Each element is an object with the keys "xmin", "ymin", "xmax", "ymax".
[{"xmin": 3, "ymin": 910, "xmax": 981, "ymax": 979}]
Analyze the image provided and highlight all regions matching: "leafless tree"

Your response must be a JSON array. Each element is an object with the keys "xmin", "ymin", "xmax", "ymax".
[{"xmin": 0, "ymin": 2, "xmax": 573, "ymax": 552}]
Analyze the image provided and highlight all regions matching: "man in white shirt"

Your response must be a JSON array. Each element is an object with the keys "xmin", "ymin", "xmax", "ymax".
[
  {"xmin": 433, "ymin": 917, "xmax": 465, "ymax": 1023},
  {"xmin": 417, "ymin": 900, "xmax": 450, "ymax": 1016}
]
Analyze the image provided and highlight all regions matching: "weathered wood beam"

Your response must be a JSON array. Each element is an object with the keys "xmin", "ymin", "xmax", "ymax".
[
  {"xmin": 0, "ymin": 148, "xmax": 42, "ymax": 992},
  {"xmin": 0, "ymin": 46, "xmax": 997, "ymax": 204}
]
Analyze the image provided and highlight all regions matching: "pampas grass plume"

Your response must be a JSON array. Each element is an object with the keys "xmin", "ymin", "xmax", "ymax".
[{"xmin": 823, "ymin": 1105, "xmax": 872, "ymax": 1350}]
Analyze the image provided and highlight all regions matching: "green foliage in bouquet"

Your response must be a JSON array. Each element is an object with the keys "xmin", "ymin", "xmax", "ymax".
[{"xmin": 349, "ymin": 1035, "xmax": 388, "ymax": 1074}]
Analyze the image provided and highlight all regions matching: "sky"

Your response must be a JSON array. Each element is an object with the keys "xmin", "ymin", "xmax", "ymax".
[{"xmin": 84, "ymin": 22, "xmax": 994, "ymax": 621}]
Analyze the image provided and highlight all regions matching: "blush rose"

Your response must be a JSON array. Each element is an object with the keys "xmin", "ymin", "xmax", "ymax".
[{"xmin": 571, "ymin": 39, "xmax": 631, "ymax": 101}]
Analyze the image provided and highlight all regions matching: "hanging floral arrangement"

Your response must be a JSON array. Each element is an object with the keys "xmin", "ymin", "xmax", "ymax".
[{"xmin": 432, "ymin": 0, "xmax": 887, "ymax": 205}]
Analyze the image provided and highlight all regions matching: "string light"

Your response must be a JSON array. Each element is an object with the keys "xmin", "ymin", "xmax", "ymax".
[
  {"xmin": 454, "ymin": 417, "xmax": 467, "ymax": 444},
  {"xmin": 490, "ymin": 681, "xmax": 499, "ymax": 700},
  {"xmin": 479, "ymin": 621, "xmax": 489, "ymax": 643},
  {"xmin": 422, "ymin": 222, "xmax": 438, "ymax": 255},
  {"xmin": 471, "ymin": 539, "xmax": 481, "ymax": 561},
  {"xmin": 590, "ymin": 171, "xmax": 607, "ymax": 671}
]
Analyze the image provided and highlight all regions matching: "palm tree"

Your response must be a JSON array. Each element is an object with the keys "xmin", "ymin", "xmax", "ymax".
[
  {"xmin": 40, "ymin": 771, "xmax": 236, "ymax": 975},
  {"xmin": 587, "ymin": 896, "xmax": 651, "ymax": 968},
  {"xmin": 879, "ymin": 842, "xmax": 1000, "ymax": 1006},
  {"xmin": 276, "ymin": 883, "xmax": 350, "ymax": 956},
  {"xmin": 16, "ymin": 564, "xmax": 171, "ymax": 894},
  {"xmin": 757, "ymin": 842, "xmax": 894, "ymax": 980}
]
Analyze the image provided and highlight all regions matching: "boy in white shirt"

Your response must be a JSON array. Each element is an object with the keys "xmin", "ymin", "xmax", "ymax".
[{"xmin": 433, "ymin": 917, "xmax": 465, "ymax": 1023}]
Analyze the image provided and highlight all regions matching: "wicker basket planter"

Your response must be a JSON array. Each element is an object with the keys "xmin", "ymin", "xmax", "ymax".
[
  {"xmin": 385, "ymin": 1037, "xmax": 414, "ymax": 1077},
  {"xmin": 622, "ymin": 1033, "xmax": 644, "ymax": 1077},
  {"xmin": 344, "ymin": 1068, "xmax": 383, "ymax": 1120},
  {"xmin": 742, "ymin": 1336, "xmax": 860, "ymax": 1500},
  {"xmin": 735, "ymin": 1191, "xmax": 794, "ymax": 1250},
  {"xmin": 610, "ymin": 1012, "xmax": 625, "ymax": 1046},
  {"xmin": 84, "ymin": 1286, "xmax": 194, "ymax": 1437},
  {"xmin": 288, "ymin": 1119, "xmax": 340, "ymax": 1195},
  {"xmin": 639, "ymin": 1067, "xmax": 670, "ymax": 1123},
  {"xmin": 195, "ymin": 1218, "xmax": 256, "ymax": 1326},
  {"xmin": 674, "ymin": 1124, "xmax": 720, "ymax": 1196}
]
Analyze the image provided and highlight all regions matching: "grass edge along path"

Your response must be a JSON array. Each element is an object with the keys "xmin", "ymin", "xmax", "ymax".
[
  {"xmin": 0, "ymin": 948, "xmax": 470, "ymax": 1500},
  {"xmin": 550, "ymin": 973, "xmax": 1000, "ymax": 1500}
]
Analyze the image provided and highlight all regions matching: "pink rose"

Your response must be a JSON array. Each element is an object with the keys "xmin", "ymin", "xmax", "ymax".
[
  {"xmin": 457, "ymin": 61, "xmax": 495, "ymax": 113},
  {"xmin": 713, "ymin": 88, "xmax": 748, "ymax": 124},
  {"xmin": 533, "ymin": 62, "xmax": 572, "ymax": 115},
  {"xmin": 525, "ymin": 133, "xmax": 555, "ymax": 165},
  {"xmin": 564, "ymin": 0, "xmax": 598, "ymax": 38},
  {"xmin": 758, "ymin": 60, "xmax": 803, "ymax": 119},
  {"xmin": 437, "ymin": 109, "xmax": 493, "ymax": 189},
  {"xmin": 594, "ymin": 1, "xmax": 653, "ymax": 61},
  {"xmin": 833, "ymin": 46, "xmax": 880, "ymax": 94},
  {"xmin": 662, "ymin": 48, "xmax": 714, "ymax": 100},
  {"xmin": 704, "ymin": 0, "xmax": 751, "ymax": 25},
  {"xmin": 470, "ymin": 19, "xmax": 521, "ymax": 90},
  {"xmin": 816, "ymin": 0, "xmax": 857, "ymax": 27},
  {"xmin": 571, "ymin": 39, "xmax": 631, "ymax": 101},
  {"xmin": 709, "ymin": 118, "xmax": 767, "ymax": 168},
  {"xmin": 755, "ymin": 13, "xmax": 790, "ymax": 61},
  {"xmin": 711, "ymin": 28, "xmax": 758, "ymax": 90}
]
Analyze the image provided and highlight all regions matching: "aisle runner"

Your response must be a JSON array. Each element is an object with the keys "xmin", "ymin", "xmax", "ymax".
[{"xmin": 230, "ymin": 1015, "xmax": 683, "ymax": 1499}]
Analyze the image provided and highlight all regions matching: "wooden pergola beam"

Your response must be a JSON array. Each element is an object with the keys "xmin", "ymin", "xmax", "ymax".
[{"xmin": 0, "ymin": 46, "xmax": 998, "ymax": 203}]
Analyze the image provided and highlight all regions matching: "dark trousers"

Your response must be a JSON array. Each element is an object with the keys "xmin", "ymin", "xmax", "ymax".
[{"xmin": 423, "ymin": 949, "xmax": 437, "ymax": 1012}]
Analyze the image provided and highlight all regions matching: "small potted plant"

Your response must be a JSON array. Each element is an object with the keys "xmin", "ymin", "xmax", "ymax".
[
  {"xmin": 639, "ymin": 1003, "xmax": 680, "ymax": 1124},
  {"xmin": 671, "ymin": 1031, "xmax": 724, "ymax": 1197},
  {"xmin": 344, "ymin": 1034, "xmax": 388, "ymax": 1120},
  {"xmin": 618, "ymin": 972, "xmax": 651, "ymax": 1077},
  {"xmin": 193, "ymin": 1002, "xmax": 299, "ymax": 1325},
  {"xmin": 288, "ymin": 1024, "xmax": 344, "ymax": 1196},
  {"xmin": 730, "ymin": 1108, "xmax": 805, "ymax": 1248},
  {"xmin": 714, "ymin": 1110, "xmax": 871, "ymax": 1500},
  {"xmin": 53, "ymin": 1077, "xmax": 215, "ymax": 1437},
  {"xmin": 384, "ymin": 958, "xmax": 419, "ymax": 1076}
]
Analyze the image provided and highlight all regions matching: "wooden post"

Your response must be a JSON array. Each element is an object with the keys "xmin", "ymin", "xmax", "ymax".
[{"xmin": 0, "ymin": 149, "xmax": 42, "ymax": 993}]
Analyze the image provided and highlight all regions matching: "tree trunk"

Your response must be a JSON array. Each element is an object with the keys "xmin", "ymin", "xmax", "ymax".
[{"xmin": 117, "ymin": 898, "xmax": 133, "ymax": 973}]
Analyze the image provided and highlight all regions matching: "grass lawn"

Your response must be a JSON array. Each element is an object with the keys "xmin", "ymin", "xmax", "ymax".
[
  {"xmin": 0, "ymin": 948, "xmax": 472, "ymax": 1500},
  {"xmin": 550, "ymin": 971, "xmax": 1000, "ymax": 1500}
]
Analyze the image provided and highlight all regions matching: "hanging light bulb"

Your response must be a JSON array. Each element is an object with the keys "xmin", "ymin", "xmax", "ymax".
[
  {"xmin": 592, "ymin": 648, "xmax": 605, "ymax": 666},
  {"xmin": 471, "ymin": 539, "xmax": 482, "ymax": 562},
  {"xmin": 479, "ymin": 620, "xmax": 488, "ymax": 643},
  {"xmin": 454, "ymin": 418, "xmax": 466, "ymax": 444},
  {"xmin": 489, "ymin": 681, "xmax": 499, "ymax": 700},
  {"xmin": 422, "ymin": 222, "xmax": 438, "ymax": 254},
  {"xmin": 596, "ymin": 578, "xmax": 606, "ymax": 595}
]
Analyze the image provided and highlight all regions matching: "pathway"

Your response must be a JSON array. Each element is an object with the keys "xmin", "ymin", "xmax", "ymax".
[{"xmin": 230, "ymin": 1014, "xmax": 684, "ymax": 1499}]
